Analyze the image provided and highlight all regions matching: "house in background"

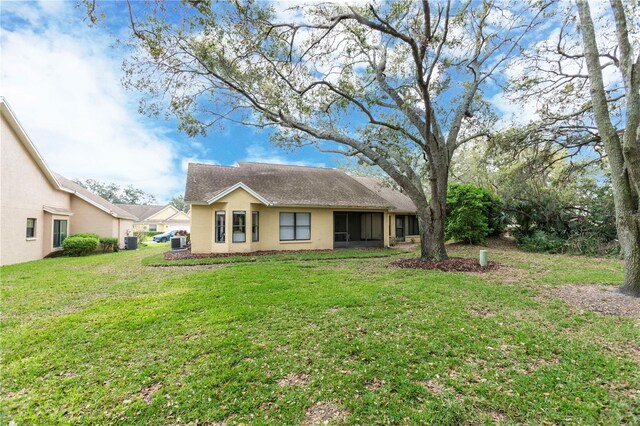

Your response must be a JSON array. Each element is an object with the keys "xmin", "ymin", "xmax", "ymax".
[
  {"xmin": 115, "ymin": 204, "xmax": 191, "ymax": 233},
  {"xmin": 0, "ymin": 98, "xmax": 136, "ymax": 266},
  {"xmin": 184, "ymin": 162, "xmax": 419, "ymax": 254}
]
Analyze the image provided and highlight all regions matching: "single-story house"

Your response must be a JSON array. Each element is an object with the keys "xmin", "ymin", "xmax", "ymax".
[
  {"xmin": 0, "ymin": 98, "xmax": 136, "ymax": 266},
  {"xmin": 115, "ymin": 204, "xmax": 191, "ymax": 233},
  {"xmin": 184, "ymin": 162, "xmax": 419, "ymax": 254}
]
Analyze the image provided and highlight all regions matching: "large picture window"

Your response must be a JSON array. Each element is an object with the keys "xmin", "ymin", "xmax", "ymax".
[
  {"xmin": 53, "ymin": 219, "xmax": 67, "ymax": 248},
  {"xmin": 232, "ymin": 211, "xmax": 246, "ymax": 243},
  {"xmin": 215, "ymin": 211, "xmax": 225, "ymax": 243},
  {"xmin": 252, "ymin": 211, "xmax": 259, "ymax": 242},
  {"xmin": 26, "ymin": 218, "xmax": 36, "ymax": 238},
  {"xmin": 280, "ymin": 212, "xmax": 311, "ymax": 241},
  {"xmin": 149, "ymin": 224, "xmax": 157, "ymax": 232}
]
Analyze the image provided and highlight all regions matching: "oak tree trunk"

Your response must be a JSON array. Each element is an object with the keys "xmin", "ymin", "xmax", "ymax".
[
  {"xmin": 577, "ymin": 0, "xmax": 640, "ymax": 296},
  {"xmin": 618, "ymin": 214, "xmax": 640, "ymax": 296},
  {"xmin": 416, "ymin": 156, "xmax": 449, "ymax": 262}
]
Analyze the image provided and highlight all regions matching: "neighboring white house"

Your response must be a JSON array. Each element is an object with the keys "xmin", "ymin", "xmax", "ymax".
[{"xmin": 0, "ymin": 98, "xmax": 136, "ymax": 266}]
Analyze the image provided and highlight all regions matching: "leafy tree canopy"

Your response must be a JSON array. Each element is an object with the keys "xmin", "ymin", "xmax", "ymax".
[{"xmin": 74, "ymin": 179, "xmax": 157, "ymax": 205}]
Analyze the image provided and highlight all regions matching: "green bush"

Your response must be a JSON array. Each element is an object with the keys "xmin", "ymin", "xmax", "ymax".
[
  {"xmin": 516, "ymin": 230, "xmax": 566, "ymax": 253},
  {"xmin": 134, "ymin": 231, "xmax": 148, "ymax": 242},
  {"xmin": 99, "ymin": 237, "xmax": 119, "ymax": 253},
  {"xmin": 63, "ymin": 236, "xmax": 99, "ymax": 256},
  {"xmin": 445, "ymin": 183, "xmax": 503, "ymax": 244},
  {"xmin": 147, "ymin": 231, "xmax": 162, "ymax": 237},
  {"xmin": 508, "ymin": 185, "xmax": 619, "ymax": 256},
  {"xmin": 69, "ymin": 233, "xmax": 99, "ymax": 240}
]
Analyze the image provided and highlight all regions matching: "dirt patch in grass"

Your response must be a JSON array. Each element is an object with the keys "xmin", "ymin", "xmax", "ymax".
[
  {"xmin": 389, "ymin": 257, "xmax": 502, "ymax": 272},
  {"xmin": 277, "ymin": 372, "xmax": 309, "ymax": 387},
  {"xmin": 302, "ymin": 401, "xmax": 347, "ymax": 425},
  {"xmin": 545, "ymin": 284, "xmax": 640, "ymax": 318},
  {"xmin": 139, "ymin": 383, "xmax": 162, "ymax": 404},
  {"xmin": 366, "ymin": 378, "xmax": 384, "ymax": 391},
  {"xmin": 420, "ymin": 379, "xmax": 445, "ymax": 395}
]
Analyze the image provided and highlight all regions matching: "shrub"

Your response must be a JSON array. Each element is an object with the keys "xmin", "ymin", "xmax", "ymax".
[
  {"xmin": 63, "ymin": 236, "xmax": 99, "ymax": 256},
  {"xmin": 445, "ymin": 183, "xmax": 503, "ymax": 244},
  {"xmin": 69, "ymin": 233, "xmax": 99, "ymax": 240},
  {"xmin": 516, "ymin": 230, "xmax": 566, "ymax": 254},
  {"xmin": 147, "ymin": 231, "xmax": 162, "ymax": 237},
  {"xmin": 507, "ymin": 185, "xmax": 619, "ymax": 256},
  {"xmin": 134, "ymin": 231, "xmax": 148, "ymax": 242},
  {"xmin": 99, "ymin": 237, "xmax": 119, "ymax": 253}
]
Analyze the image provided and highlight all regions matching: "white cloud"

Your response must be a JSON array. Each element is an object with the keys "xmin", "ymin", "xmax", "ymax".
[
  {"xmin": 490, "ymin": 91, "xmax": 540, "ymax": 129},
  {"xmin": 243, "ymin": 144, "xmax": 326, "ymax": 167},
  {"xmin": 0, "ymin": 2, "xmax": 183, "ymax": 202}
]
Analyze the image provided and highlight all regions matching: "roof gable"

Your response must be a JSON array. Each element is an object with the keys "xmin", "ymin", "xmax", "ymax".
[
  {"xmin": 205, "ymin": 182, "xmax": 272, "ymax": 206},
  {"xmin": 145, "ymin": 205, "xmax": 180, "ymax": 221},
  {"xmin": 167, "ymin": 210, "xmax": 190, "ymax": 222}
]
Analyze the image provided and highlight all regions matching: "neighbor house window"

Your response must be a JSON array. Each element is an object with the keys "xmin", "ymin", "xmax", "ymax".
[
  {"xmin": 26, "ymin": 218, "xmax": 36, "ymax": 238},
  {"xmin": 232, "ymin": 211, "xmax": 246, "ymax": 243},
  {"xmin": 53, "ymin": 219, "xmax": 68, "ymax": 248},
  {"xmin": 149, "ymin": 224, "xmax": 157, "ymax": 232},
  {"xmin": 407, "ymin": 215, "xmax": 420, "ymax": 235},
  {"xmin": 252, "ymin": 211, "xmax": 259, "ymax": 242},
  {"xmin": 279, "ymin": 213, "xmax": 311, "ymax": 241},
  {"xmin": 215, "ymin": 211, "xmax": 225, "ymax": 243}
]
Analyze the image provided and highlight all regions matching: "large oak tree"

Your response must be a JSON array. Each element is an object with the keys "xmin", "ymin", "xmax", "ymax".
[{"xmin": 90, "ymin": 0, "xmax": 549, "ymax": 260}]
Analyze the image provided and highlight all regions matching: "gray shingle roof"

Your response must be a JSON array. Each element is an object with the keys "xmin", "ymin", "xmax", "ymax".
[
  {"xmin": 114, "ymin": 204, "xmax": 169, "ymax": 222},
  {"xmin": 351, "ymin": 176, "xmax": 417, "ymax": 213},
  {"xmin": 53, "ymin": 173, "xmax": 138, "ymax": 220},
  {"xmin": 185, "ymin": 162, "xmax": 394, "ymax": 209}
]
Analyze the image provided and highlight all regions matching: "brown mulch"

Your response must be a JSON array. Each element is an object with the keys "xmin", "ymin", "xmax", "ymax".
[
  {"xmin": 545, "ymin": 285, "xmax": 640, "ymax": 319},
  {"xmin": 163, "ymin": 248, "xmax": 389, "ymax": 261},
  {"xmin": 389, "ymin": 257, "xmax": 502, "ymax": 272}
]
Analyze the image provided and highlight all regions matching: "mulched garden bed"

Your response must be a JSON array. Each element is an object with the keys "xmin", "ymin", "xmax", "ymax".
[{"xmin": 389, "ymin": 257, "xmax": 502, "ymax": 272}]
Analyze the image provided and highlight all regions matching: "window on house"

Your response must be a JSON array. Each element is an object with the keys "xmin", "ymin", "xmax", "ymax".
[
  {"xmin": 53, "ymin": 219, "xmax": 68, "ymax": 248},
  {"xmin": 280, "ymin": 212, "xmax": 311, "ymax": 241},
  {"xmin": 215, "ymin": 211, "xmax": 225, "ymax": 243},
  {"xmin": 149, "ymin": 224, "xmax": 157, "ymax": 232},
  {"xmin": 26, "ymin": 218, "xmax": 36, "ymax": 238},
  {"xmin": 232, "ymin": 211, "xmax": 246, "ymax": 243},
  {"xmin": 252, "ymin": 211, "xmax": 259, "ymax": 242},
  {"xmin": 407, "ymin": 215, "xmax": 420, "ymax": 235}
]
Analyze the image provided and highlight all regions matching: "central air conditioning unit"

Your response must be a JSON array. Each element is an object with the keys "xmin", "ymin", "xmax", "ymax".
[
  {"xmin": 124, "ymin": 236, "xmax": 138, "ymax": 250},
  {"xmin": 171, "ymin": 236, "xmax": 187, "ymax": 250}
]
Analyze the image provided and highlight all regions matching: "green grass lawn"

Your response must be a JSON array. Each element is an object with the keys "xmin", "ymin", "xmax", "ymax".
[{"xmin": 1, "ymin": 242, "xmax": 638, "ymax": 425}]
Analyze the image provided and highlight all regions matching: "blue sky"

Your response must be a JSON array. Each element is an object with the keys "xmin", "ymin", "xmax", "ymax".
[
  {"xmin": 0, "ymin": 1, "xmax": 339, "ymax": 202},
  {"xmin": 1, "ymin": 1, "xmax": 616, "ymax": 202}
]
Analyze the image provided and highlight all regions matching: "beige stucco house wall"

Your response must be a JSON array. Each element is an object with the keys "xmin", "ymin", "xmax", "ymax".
[
  {"xmin": 70, "ymin": 197, "xmax": 134, "ymax": 243},
  {"xmin": 0, "ymin": 105, "xmax": 73, "ymax": 265},
  {"xmin": 1, "ymin": 99, "xmax": 137, "ymax": 266}
]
